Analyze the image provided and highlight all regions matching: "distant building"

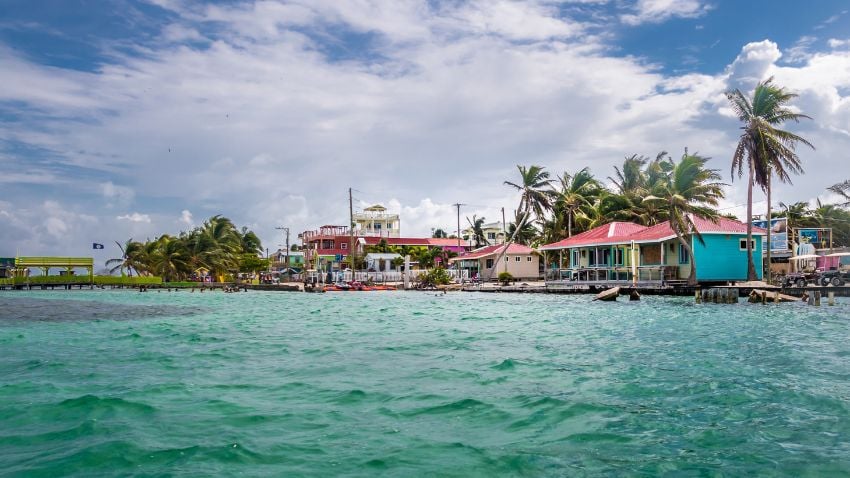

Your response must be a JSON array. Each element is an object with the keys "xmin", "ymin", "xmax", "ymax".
[
  {"xmin": 0, "ymin": 258, "xmax": 14, "ymax": 278},
  {"xmin": 449, "ymin": 243, "xmax": 540, "ymax": 280},
  {"xmin": 300, "ymin": 226, "xmax": 469, "ymax": 271},
  {"xmin": 462, "ymin": 221, "xmax": 506, "ymax": 247},
  {"xmin": 269, "ymin": 250, "xmax": 304, "ymax": 272},
  {"xmin": 353, "ymin": 205, "xmax": 400, "ymax": 238}
]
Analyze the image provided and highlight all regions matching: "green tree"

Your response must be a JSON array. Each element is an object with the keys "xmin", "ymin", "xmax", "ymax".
[
  {"xmin": 726, "ymin": 76, "xmax": 814, "ymax": 280},
  {"xmin": 432, "ymin": 228, "xmax": 448, "ymax": 238},
  {"xmin": 555, "ymin": 167, "xmax": 602, "ymax": 238},
  {"xmin": 828, "ymin": 179, "xmax": 850, "ymax": 206},
  {"xmin": 644, "ymin": 152, "xmax": 725, "ymax": 285},
  {"xmin": 466, "ymin": 215, "xmax": 486, "ymax": 248}
]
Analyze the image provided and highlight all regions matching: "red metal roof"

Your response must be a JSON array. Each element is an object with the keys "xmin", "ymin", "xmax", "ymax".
[
  {"xmin": 450, "ymin": 243, "xmax": 535, "ymax": 262},
  {"xmin": 540, "ymin": 217, "xmax": 767, "ymax": 249},
  {"xmin": 539, "ymin": 222, "xmax": 647, "ymax": 250}
]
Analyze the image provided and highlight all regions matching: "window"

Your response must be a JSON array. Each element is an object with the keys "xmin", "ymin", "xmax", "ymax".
[
  {"xmin": 341, "ymin": 243, "xmax": 347, "ymax": 250},
  {"xmin": 505, "ymin": 256, "xmax": 509, "ymax": 262},
  {"xmin": 486, "ymin": 259, "xmax": 494, "ymax": 268},
  {"xmin": 487, "ymin": 232, "xmax": 496, "ymax": 240},
  {"xmin": 572, "ymin": 250, "xmax": 580, "ymax": 266},
  {"xmin": 601, "ymin": 249, "xmax": 611, "ymax": 266},
  {"xmin": 678, "ymin": 244, "xmax": 689, "ymax": 264},
  {"xmin": 374, "ymin": 223, "xmax": 382, "ymax": 230},
  {"xmin": 515, "ymin": 256, "xmax": 521, "ymax": 262},
  {"xmin": 386, "ymin": 223, "xmax": 392, "ymax": 229},
  {"xmin": 527, "ymin": 256, "xmax": 532, "ymax": 262},
  {"xmin": 589, "ymin": 249, "xmax": 597, "ymax": 266},
  {"xmin": 614, "ymin": 248, "xmax": 624, "ymax": 266},
  {"xmin": 739, "ymin": 239, "xmax": 755, "ymax": 251}
]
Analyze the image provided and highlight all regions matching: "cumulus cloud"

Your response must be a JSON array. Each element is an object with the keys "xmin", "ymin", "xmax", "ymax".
[
  {"xmin": 621, "ymin": 0, "xmax": 710, "ymax": 25},
  {"xmin": 725, "ymin": 39, "xmax": 782, "ymax": 92}
]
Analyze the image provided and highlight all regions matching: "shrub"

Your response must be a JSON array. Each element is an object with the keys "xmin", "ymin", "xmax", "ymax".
[
  {"xmin": 498, "ymin": 271, "xmax": 513, "ymax": 285},
  {"xmin": 420, "ymin": 267, "xmax": 452, "ymax": 287}
]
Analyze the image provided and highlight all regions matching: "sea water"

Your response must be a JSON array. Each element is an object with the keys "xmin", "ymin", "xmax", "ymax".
[{"xmin": 1, "ymin": 290, "xmax": 849, "ymax": 476}]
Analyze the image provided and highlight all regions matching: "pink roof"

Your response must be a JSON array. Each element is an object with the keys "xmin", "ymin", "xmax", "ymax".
[
  {"xmin": 426, "ymin": 238, "xmax": 466, "ymax": 247},
  {"xmin": 540, "ymin": 217, "xmax": 767, "ymax": 249},
  {"xmin": 449, "ymin": 243, "xmax": 535, "ymax": 262},
  {"xmin": 539, "ymin": 222, "xmax": 648, "ymax": 250}
]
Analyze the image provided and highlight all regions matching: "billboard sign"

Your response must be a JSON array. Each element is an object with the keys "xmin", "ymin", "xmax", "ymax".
[
  {"xmin": 752, "ymin": 217, "xmax": 789, "ymax": 253},
  {"xmin": 798, "ymin": 228, "xmax": 828, "ymax": 246}
]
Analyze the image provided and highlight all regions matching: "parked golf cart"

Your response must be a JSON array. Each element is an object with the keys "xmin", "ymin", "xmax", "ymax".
[
  {"xmin": 817, "ymin": 269, "xmax": 848, "ymax": 286},
  {"xmin": 782, "ymin": 271, "xmax": 820, "ymax": 288},
  {"xmin": 818, "ymin": 252, "xmax": 850, "ymax": 286}
]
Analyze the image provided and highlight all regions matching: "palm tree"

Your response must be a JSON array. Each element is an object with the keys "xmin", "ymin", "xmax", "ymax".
[
  {"xmin": 507, "ymin": 217, "xmax": 538, "ymax": 246},
  {"xmin": 466, "ymin": 215, "xmax": 486, "ymax": 248},
  {"xmin": 239, "ymin": 226, "xmax": 263, "ymax": 254},
  {"xmin": 644, "ymin": 152, "xmax": 725, "ymax": 285},
  {"xmin": 726, "ymin": 76, "xmax": 814, "ymax": 281},
  {"xmin": 487, "ymin": 165, "xmax": 554, "ymax": 280},
  {"xmin": 432, "ymin": 228, "xmax": 448, "ymax": 238},
  {"xmin": 149, "ymin": 235, "xmax": 189, "ymax": 282},
  {"xmin": 105, "ymin": 239, "xmax": 145, "ymax": 276},
  {"xmin": 557, "ymin": 167, "xmax": 602, "ymax": 237},
  {"xmin": 828, "ymin": 179, "xmax": 850, "ymax": 206}
]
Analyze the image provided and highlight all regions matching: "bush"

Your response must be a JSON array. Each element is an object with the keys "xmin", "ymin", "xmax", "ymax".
[
  {"xmin": 419, "ymin": 267, "xmax": 452, "ymax": 287},
  {"xmin": 498, "ymin": 271, "xmax": 513, "ymax": 285}
]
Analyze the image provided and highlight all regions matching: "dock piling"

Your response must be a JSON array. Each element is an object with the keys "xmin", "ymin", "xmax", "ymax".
[{"xmin": 828, "ymin": 291, "xmax": 835, "ymax": 306}]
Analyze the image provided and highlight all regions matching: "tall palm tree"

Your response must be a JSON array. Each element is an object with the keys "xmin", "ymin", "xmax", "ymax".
[
  {"xmin": 726, "ymin": 76, "xmax": 814, "ymax": 281},
  {"xmin": 239, "ymin": 226, "xmax": 263, "ymax": 254},
  {"xmin": 487, "ymin": 165, "xmax": 554, "ymax": 279},
  {"xmin": 557, "ymin": 167, "xmax": 602, "ymax": 237},
  {"xmin": 105, "ymin": 239, "xmax": 145, "ymax": 276},
  {"xmin": 149, "ymin": 235, "xmax": 189, "ymax": 282},
  {"xmin": 466, "ymin": 215, "xmax": 486, "ymax": 248},
  {"xmin": 644, "ymin": 152, "xmax": 725, "ymax": 285}
]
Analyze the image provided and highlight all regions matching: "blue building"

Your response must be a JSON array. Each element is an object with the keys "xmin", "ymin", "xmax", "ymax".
[{"xmin": 540, "ymin": 216, "xmax": 765, "ymax": 285}]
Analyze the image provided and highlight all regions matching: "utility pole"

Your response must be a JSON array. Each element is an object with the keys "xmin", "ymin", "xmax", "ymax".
[
  {"xmin": 349, "ymin": 188, "xmax": 355, "ymax": 280},
  {"xmin": 453, "ymin": 203, "xmax": 466, "ymax": 281},
  {"xmin": 276, "ymin": 226, "xmax": 290, "ymax": 279}
]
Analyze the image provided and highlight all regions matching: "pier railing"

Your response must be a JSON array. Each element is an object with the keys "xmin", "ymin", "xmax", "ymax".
[{"xmin": 546, "ymin": 266, "xmax": 668, "ymax": 286}]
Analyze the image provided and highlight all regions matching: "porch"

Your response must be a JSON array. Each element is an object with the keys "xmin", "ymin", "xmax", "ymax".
[{"xmin": 544, "ymin": 265, "xmax": 680, "ymax": 287}]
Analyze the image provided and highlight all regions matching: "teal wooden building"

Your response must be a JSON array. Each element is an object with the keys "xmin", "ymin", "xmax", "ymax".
[{"xmin": 540, "ymin": 217, "xmax": 764, "ymax": 285}]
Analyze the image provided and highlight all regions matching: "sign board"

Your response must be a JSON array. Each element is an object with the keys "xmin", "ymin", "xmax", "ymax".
[
  {"xmin": 334, "ymin": 254, "xmax": 343, "ymax": 262},
  {"xmin": 798, "ymin": 228, "xmax": 828, "ymax": 246},
  {"xmin": 752, "ymin": 217, "xmax": 789, "ymax": 253}
]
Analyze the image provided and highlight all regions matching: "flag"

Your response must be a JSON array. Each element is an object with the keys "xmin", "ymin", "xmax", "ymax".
[{"xmin": 93, "ymin": 243, "xmax": 105, "ymax": 249}]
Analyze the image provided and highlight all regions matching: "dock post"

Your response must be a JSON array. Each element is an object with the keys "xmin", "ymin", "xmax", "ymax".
[
  {"xmin": 828, "ymin": 291, "xmax": 835, "ymax": 306},
  {"xmin": 695, "ymin": 288, "xmax": 701, "ymax": 304},
  {"xmin": 773, "ymin": 291, "xmax": 779, "ymax": 304},
  {"xmin": 761, "ymin": 291, "xmax": 767, "ymax": 304},
  {"xmin": 807, "ymin": 292, "xmax": 814, "ymax": 306},
  {"xmin": 814, "ymin": 291, "xmax": 821, "ymax": 306},
  {"xmin": 717, "ymin": 288, "xmax": 727, "ymax": 304},
  {"xmin": 729, "ymin": 288, "xmax": 739, "ymax": 304}
]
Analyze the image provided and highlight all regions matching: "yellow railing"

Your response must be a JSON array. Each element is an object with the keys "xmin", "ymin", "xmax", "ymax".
[{"xmin": 15, "ymin": 257, "xmax": 94, "ymax": 268}]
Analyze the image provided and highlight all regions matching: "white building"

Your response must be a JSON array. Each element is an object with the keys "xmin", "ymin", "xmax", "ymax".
[
  {"xmin": 353, "ymin": 205, "xmax": 400, "ymax": 238},
  {"xmin": 462, "ymin": 221, "xmax": 506, "ymax": 247}
]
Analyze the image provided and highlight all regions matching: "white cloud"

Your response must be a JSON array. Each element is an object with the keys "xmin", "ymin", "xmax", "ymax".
[
  {"xmin": 117, "ymin": 213, "xmax": 152, "ymax": 223},
  {"xmin": 828, "ymin": 38, "xmax": 850, "ymax": 49},
  {"xmin": 784, "ymin": 36, "xmax": 817, "ymax": 64},
  {"xmin": 179, "ymin": 209, "xmax": 193, "ymax": 226},
  {"xmin": 101, "ymin": 181, "xmax": 135, "ymax": 205},
  {"xmin": 621, "ymin": 0, "xmax": 710, "ymax": 25}
]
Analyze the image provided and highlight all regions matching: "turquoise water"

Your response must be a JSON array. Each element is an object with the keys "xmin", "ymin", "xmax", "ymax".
[{"xmin": 1, "ymin": 290, "xmax": 849, "ymax": 476}]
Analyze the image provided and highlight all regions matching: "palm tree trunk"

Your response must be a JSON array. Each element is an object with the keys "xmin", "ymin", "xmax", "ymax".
[
  {"xmin": 568, "ymin": 211, "xmax": 573, "ymax": 238},
  {"xmin": 678, "ymin": 235, "xmax": 697, "ymax": 286},
  {"xmin": 765, "ymin": 174, "xmax": 772, "ymax": 283},
  {"xmin": 485, "ymin": 206, "xmax": 532, "ymax": 281},
  {"xmin": 746, "ymin": 161, "xmax": 757, "ymax": 281}
]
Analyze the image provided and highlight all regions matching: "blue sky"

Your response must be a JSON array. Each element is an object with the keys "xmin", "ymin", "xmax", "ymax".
[{"xmin": 1, "ymin": 0, "xmax": 849, "ymax": 262}]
